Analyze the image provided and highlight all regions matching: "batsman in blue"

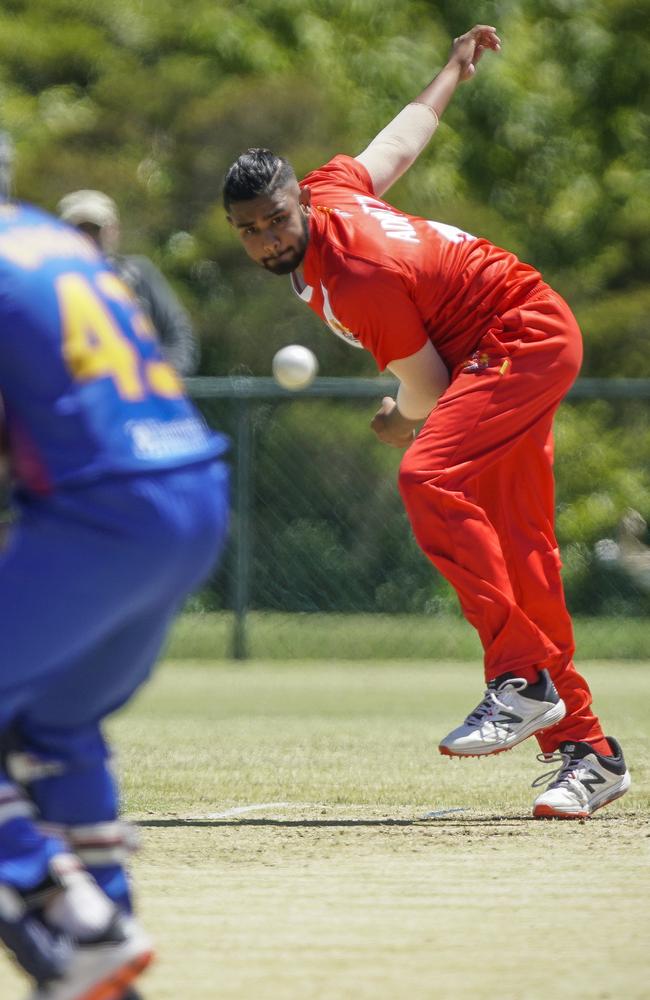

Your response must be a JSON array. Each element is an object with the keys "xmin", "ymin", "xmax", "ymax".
[{"xmin": 0, "ymin": 201, "xmax": 229, "ymax": 999}]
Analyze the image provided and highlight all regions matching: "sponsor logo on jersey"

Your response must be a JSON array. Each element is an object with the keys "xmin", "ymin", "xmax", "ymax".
[
  {"xmin": 321, "ymin": 283, "xmax": 363, "ymax": 348},
  {"xmin": 126, "ymin": 417, "xmax": 212, "ymax": 460}
]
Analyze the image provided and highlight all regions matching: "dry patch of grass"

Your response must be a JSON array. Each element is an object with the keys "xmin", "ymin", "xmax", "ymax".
[{"xmin": 137, "ymin": 806, "xmax": 649, "ymax": 999}]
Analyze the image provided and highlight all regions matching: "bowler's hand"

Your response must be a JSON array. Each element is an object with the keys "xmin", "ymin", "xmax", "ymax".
[
  {"xmin": 371, "ymin": 397, "xmax": 418, "ymax": 448},
  {"xmin": 449, "ymin": 25, "xmax": 501, "ymax": 82}
]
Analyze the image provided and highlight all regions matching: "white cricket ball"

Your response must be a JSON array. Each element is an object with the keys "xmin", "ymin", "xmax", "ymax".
[{"xmin": 272, "ymin": 344, "xmax": 318, "ymax": 390}]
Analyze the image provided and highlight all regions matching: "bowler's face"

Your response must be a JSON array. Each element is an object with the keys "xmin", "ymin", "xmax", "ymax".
[{"xmin": 228, "ymin": 183, "xmax": 310, "ymax": 275}]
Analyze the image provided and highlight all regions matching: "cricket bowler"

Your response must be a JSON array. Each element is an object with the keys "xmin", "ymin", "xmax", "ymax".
[{"xmin": 223, "ymin": 25, "xmax": 630, "ymax": 819}]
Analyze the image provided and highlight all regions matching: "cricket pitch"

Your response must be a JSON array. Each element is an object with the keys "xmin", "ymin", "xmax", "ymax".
[{"xmin": 0, "ymin": 660, "xmax": 647, "ymax": 999}]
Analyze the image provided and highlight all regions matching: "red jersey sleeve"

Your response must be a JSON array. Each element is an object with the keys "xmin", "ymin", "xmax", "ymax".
[
  {"xmin": 302, "ymin": 155, "xmax": 375, "ymax": 198},
  {"xmin": 328, "ymin": 262, "xmax": 429, "ymax": 371}
]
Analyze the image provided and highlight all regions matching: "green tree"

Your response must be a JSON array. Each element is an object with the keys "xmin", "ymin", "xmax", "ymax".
[{"xmin": 1, "ymin": 0, "xmax": 648, "ymax": 612}]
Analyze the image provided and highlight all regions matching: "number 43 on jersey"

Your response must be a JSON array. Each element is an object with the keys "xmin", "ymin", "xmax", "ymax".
[{"xmin": 57, "ymin": 270, "xmax": 183, "ymax": 401}]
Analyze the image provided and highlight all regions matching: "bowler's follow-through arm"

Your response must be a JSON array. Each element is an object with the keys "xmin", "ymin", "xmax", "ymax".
[{"xmin": 356, "ymin": 25, "xmax": 501, "ymax": 198}]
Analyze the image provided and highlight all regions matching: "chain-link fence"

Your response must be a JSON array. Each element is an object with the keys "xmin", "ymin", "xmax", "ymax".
[{"xmin": 182, "ymin": 377, "xmax": 650, "ymax": 661}]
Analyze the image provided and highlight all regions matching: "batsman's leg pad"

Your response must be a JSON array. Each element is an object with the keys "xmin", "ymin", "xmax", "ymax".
[
  {"xmin": 4, "ymin": 724, "xmax": 133, "ymax": 910},
  {"xmin": 67, "ymin": 821, "xmax": 140, "ymax": 913}
]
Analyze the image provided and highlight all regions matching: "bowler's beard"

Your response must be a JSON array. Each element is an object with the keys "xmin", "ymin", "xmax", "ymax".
[{"xmin": 262, "ymin": 214, "xmax": 309, "ymax": 275}]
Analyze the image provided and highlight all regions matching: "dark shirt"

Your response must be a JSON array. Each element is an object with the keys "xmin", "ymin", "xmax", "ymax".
[{"xmin": 112, "ymin": 254, "xmax": 199, "ymax": 376}]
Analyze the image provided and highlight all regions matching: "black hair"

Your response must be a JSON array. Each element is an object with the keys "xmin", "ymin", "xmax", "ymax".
[{"xmin": 222, "ymin": 148, "xmax": 297, "ymax": 210}]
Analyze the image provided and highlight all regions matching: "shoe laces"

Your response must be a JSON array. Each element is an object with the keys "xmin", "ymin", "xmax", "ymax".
[
  {"xmin": 531, "ymin": 749, "xmax": 578, "ymax": 789},
  {"xmin": 465, "ymin": 678, "xmax": 528, "ymax": 724}
]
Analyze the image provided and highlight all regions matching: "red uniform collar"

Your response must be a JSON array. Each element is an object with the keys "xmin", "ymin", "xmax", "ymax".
[{"xmin": 300, "ymin": 207, "xmax": 328, "ymax": 290}]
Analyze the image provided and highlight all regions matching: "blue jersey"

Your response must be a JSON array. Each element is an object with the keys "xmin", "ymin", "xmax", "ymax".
[{"xmin": 0, "ymin": 203, "xmax": 224, "ymax": 492}]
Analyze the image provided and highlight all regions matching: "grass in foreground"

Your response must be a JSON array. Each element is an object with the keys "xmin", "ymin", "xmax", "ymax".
[{"xmin": 0, "ymin": 660, "xmax": 648, "ymax": 1000}]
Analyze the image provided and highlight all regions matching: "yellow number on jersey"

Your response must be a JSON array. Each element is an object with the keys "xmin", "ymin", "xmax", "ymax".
[
  {"xmin": 95, "ymin": 271, "xmax": 156, "ymax": 342},
  {"xmin": 57, "ymin": 273, "xmax": 144, "ymax": 400},
  {"xmin": 146, "ymin": 359, "xmax": 184, "ymax": 398},
  {"xmin": 89, "ymin": 270, "xmax": 184, "ymax": 399}
]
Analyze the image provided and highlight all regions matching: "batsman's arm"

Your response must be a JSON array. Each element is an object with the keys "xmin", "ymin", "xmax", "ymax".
[
  {"xmin": 356, "ymin": 25, "xmax": 501, "ymax": 197},
  {"xmin": 371, "ymin": 340, "xmax": 449, "ymax": 447}
]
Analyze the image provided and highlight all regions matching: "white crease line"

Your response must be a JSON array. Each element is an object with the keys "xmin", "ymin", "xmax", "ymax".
[
  {"xmin": 188, "ymin": 803, "xmax": 468, "ymax": 821},
  {"xmin": 419, "ymin": 807, "xmax": 468, "ymax": 819},
  {"xmin": 196, "ymin": 802, "xmax": 293, "ymax": 819}
]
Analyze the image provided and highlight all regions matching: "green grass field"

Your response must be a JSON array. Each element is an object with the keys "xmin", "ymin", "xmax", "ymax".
[
  {"xmin": 167, "ymin": 611, "xmax": 650, "ymax": 661},
  {"xmin": 1, "ymin": 659, "xmax": 648, "ymax": 999}
]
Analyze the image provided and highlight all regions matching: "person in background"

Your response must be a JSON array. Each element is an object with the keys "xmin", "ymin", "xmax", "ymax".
[
  {"xmin": 0, "ymin": 131, "xmax": 14, "ymax": 200},
  {"xmin": 0, "ymin": 198, "xmax": 228, "ymax": 998},
  {"xmin": 57, "ymin": 189, "xmax": 199, "ymax": 376},
  {"xmin": 222, "ymin": 25, "xmax": 630, "ymax": 820}
]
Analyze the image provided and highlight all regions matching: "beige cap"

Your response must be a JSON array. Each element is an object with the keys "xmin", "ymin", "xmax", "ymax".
[{"xmin": 57, "ymin": 189, "xmax": 119, "ymax": 227}]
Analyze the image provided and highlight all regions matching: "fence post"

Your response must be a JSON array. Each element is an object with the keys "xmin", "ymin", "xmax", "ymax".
[{"xmin": 231, "ymin": 395, "xmax": 252, "ymax": 660}]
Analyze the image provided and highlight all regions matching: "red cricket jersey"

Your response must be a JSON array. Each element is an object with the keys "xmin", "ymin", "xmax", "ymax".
[{"xmin": 294, "ymin": 155, "xmax": 544, "ymax": 371}]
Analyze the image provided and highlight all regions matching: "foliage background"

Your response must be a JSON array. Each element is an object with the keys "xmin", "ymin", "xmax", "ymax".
[{"xmin": 1, "ymin": 0, "xmax": 649, "ymax": 613}]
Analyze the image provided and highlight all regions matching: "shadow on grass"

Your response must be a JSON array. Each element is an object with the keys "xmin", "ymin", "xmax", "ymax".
[
  {"xmin": 134, "ymin": 809, "xmax": 639, "ymax": 827},
  {"xmin": 136, "ymin": 815, "xmax": 542, "ymax": 827}
]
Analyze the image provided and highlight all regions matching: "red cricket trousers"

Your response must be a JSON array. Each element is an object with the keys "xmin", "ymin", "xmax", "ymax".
[{"xmin": 398, "ymin": 286, "xmax": 606, "ymax": 753}]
